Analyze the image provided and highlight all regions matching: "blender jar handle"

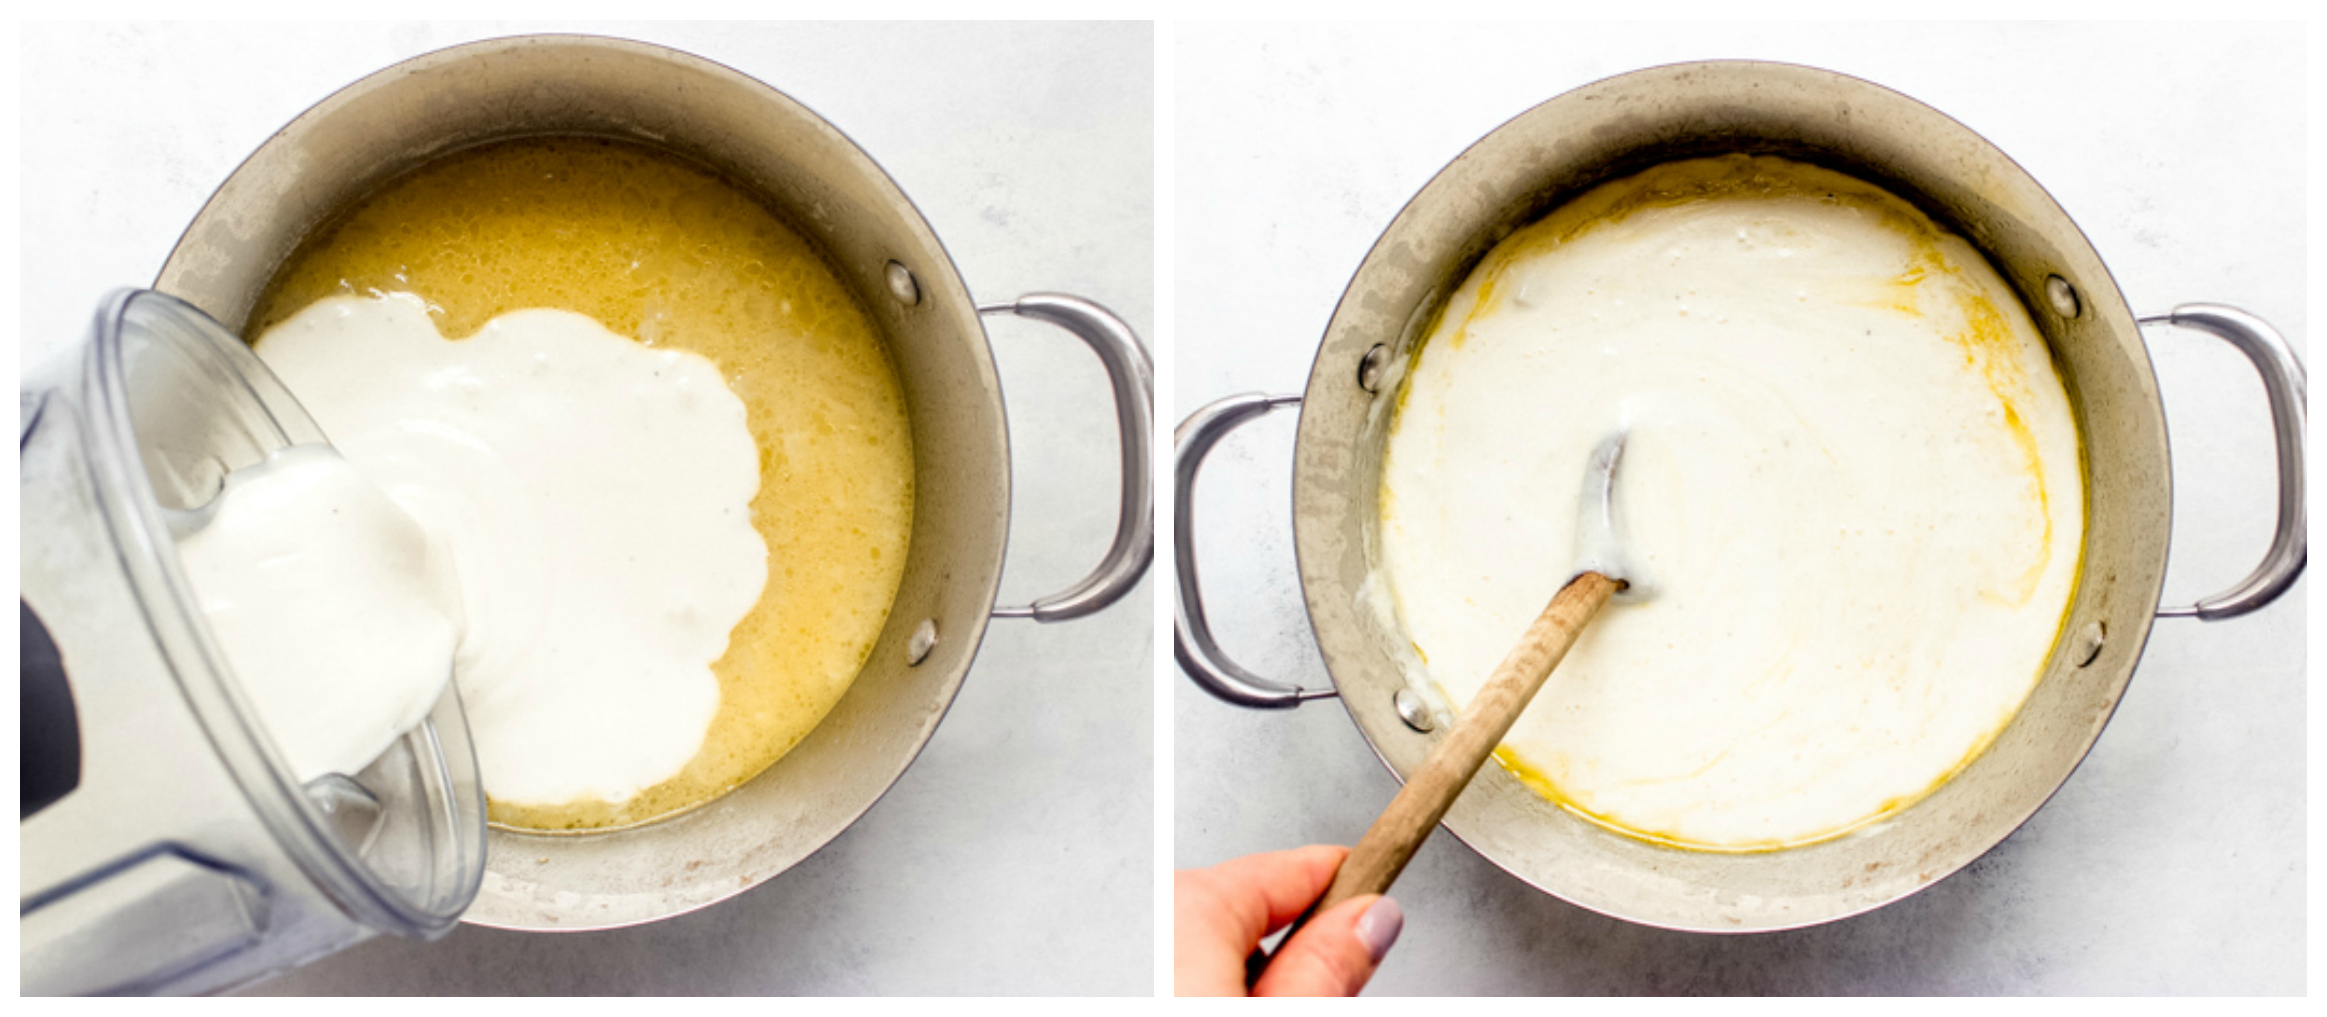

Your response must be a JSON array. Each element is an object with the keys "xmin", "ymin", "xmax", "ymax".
[
  {"xmin": 1174, "ymin": 393, "xmax": 1336, "ymax": 709},
  {"xmin": 979, "ymin": 294, "xmax": 1153, "ymax": 622},
  {"xmin": 2141, "ymin": 303, "xmax": 2306, "ymax": 620}
]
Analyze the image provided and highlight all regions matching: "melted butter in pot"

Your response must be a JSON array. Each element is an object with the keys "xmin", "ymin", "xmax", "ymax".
[
  {"xmin": 248, "ymin": 137, "xmax": 915, "ymax": 832},
  {"xmin": 1374, "ymin": 155, "xmax": 2083, "ymax": 851}
]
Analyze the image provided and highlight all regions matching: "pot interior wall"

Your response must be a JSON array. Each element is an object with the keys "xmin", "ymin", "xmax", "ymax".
[
  {"xmin": 155, "ymin": 36, "xmax": 1010, "ymax": 929},
  {"xmin": 1292, "ymin": 61, "xmax": 2173, "ymax": 930}
]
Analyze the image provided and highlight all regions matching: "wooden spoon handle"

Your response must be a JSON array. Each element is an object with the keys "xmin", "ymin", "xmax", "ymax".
[{"xmin": 1319, "ymin": 570, "xmax": 1621, "ymax": 912}]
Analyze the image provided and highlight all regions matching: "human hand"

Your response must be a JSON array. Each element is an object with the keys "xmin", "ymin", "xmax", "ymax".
[{"xmin": 1174, "ymin": 844, "xmax": 1405, "ymax": 996}]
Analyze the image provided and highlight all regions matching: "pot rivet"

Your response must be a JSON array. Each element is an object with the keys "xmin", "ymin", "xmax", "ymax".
[
  {"xmin": 885, "ymin": 261, "xmax": 921, "ymax": 307},
  {"xmin": 2072, "ymin": 620, "xmax": 2106, "ymax": 667},
  {"xmin": 1358, "ymin": 344, "xmax": 1391, "ymax": 393},
  {"xmin": 2046, "ymin": 275, "xmax": 2081, "ymax": 319},
  {"xmin": 1394, "ymin": 689, "xmax": 1435, "ymax": 733},
  {"xmin": 906, "ymin": 618, "xmax": 939, "ymax": 666}
]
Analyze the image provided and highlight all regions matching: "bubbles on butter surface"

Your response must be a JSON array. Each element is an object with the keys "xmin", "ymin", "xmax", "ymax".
[{"xmin": 243, "ymin": 136, "xmax": 917, "ymax": 830}]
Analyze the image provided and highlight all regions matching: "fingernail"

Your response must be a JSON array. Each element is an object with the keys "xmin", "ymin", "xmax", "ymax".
[{"xmin": 1355, "ymin": 896, "xmax": 1404, "ymax": 964}]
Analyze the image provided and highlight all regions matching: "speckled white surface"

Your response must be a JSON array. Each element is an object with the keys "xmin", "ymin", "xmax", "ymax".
[
  {"xmin": 1173, "ymin": 22, "xmax": 2306, "ymax": 994},
  {"xmin": 20, "ymin": 21, "xmax": 1153, "ymax": 995}
]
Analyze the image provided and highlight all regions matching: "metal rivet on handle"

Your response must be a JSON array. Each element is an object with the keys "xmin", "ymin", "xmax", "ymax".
[
  {"xmin": 1358, "ymin": 344, "xmax": 1391, "ymax": 393},
  {"xmin": 2046, "ymin": 275, "xmax": 2081, "ymax": 319},
  {"xmin": 2071, "ymin": 620, "xmax": 2106, "ymax": 668},
  {"xmin": 906, "ymin": 619, "xmax": 939, "ymax": 666},
  {"xmin": 885, "ymin": 261, "xmax": 921, "ymax": 306},
  {"xmin": 1394, "ymin": 689, "xmax": 1435, "ymax": 733}
]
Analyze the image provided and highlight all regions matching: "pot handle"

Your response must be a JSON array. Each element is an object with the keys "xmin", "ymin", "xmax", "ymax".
[
  {"xmin": 1174, "ymin": 393, "xmax": 1337, "ymax": 708},
  {"xmin": 979, "ymin": 294, "xmax": 1153, "ymax": 622},
  {"xmin": 2141, "ymin": 304, "xmax": 2306, "ymax": 620}
]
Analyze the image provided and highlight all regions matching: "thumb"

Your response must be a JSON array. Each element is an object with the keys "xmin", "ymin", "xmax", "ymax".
[{"xmin": 1251, "ymin": 894, "xmax": 1404, "ymax": 997}]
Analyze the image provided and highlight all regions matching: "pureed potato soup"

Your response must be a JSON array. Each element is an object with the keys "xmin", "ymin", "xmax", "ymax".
[
  {"xmin": 1374, "ymin": 155, "xmax": 2084, "ymax": 852},
  {"xmin": 246, "ymin": 137, "xmax": 915, "ymax": 831}
]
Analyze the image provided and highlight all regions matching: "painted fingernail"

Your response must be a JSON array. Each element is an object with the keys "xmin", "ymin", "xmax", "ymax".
[{"xmin": 1355, "ymin": 896, "xmax": 1404, "ymax": 964}]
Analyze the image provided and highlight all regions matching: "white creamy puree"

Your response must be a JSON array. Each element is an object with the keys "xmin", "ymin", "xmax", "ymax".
[
  {"xmin": 254, "ymin": 294, "xmax": 767, "ymax": 808},
  {"xmin": 1375, "ymin": 155, "xmax": 2083, "ymax": 850},
  {"xmin": 178, "ymin": 444, "xmax": 463, "ymax": 782}
]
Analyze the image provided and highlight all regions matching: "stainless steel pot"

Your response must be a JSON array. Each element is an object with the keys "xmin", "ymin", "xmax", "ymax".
[
  {"xmin": 156, "ymin": 34, "xmax": 1153, "ymax": 931},
  {"xmin": 1175, "ymin": 61, "xmax": 2303, "ymax": 932}
]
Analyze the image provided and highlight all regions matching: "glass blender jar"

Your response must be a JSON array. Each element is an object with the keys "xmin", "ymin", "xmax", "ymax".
[{"xmin": 20, "ymin": 290, "xmax": 488, "ymax": 995}]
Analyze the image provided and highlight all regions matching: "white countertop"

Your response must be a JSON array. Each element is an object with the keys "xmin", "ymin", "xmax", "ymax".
[
  {"xmin": 20, "ymin": 21, "xmax": 1154, "ymax": 995},
  {"xmin": 1172, "ymin": 22, "xmax": 2306, "ymax": 994}
]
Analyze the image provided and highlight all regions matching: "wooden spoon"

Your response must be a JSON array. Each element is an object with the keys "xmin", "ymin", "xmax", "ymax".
[
  {"xmin": 1249, "ymin": 433, "xmax": 1631, "ymax": 985},
  {"xmin": 1318, "ymin": 568, "xmax": 1622, "ymax": 912}
]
